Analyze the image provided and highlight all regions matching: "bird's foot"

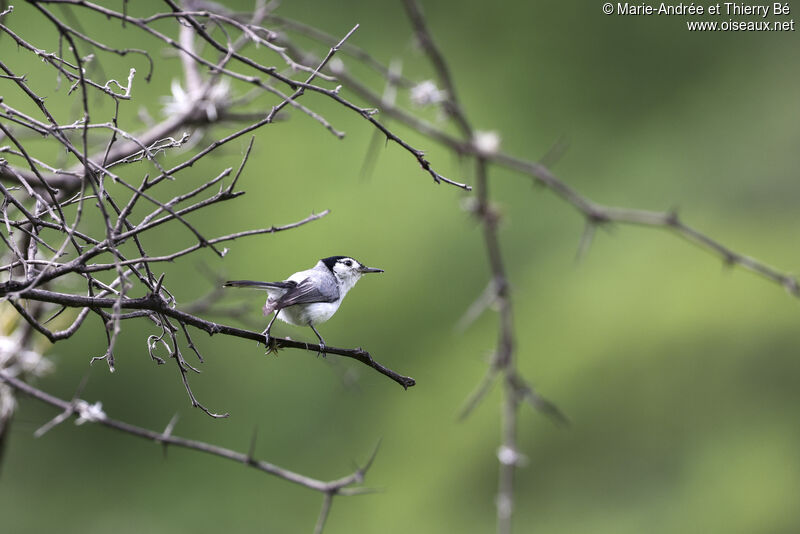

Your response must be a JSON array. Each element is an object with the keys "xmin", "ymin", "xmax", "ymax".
[
  {"xmin": 263, "ymin": 333, "xmax": 279, "ymax": 355},
  {"xmin": 316, "ymin": 341, "xmax": 326, "ymax": 359}
]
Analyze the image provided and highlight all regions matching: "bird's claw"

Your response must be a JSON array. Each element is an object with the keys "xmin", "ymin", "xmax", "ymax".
[{"xmin": 263, "ymin": 333, "xmax": 278, "ymax": 355}]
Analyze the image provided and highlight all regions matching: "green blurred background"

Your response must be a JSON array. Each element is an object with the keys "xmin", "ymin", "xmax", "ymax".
[{"xmin": 3, "ymin": 0, "xmax": 800, "ymax": 532}]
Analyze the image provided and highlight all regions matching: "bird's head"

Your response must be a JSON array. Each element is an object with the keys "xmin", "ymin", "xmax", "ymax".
[{"xmin": 320, "ymin": 256, "xmax": 383, "ymax": 293}]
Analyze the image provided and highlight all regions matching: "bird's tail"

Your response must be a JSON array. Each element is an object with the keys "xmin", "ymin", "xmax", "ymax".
[
  {"xmin": 223, "ymin": 280, "xmax": 293, "ymax": 289},
  {"xmin": 223, "ymin": 280, "xmax": 286, "ymax": 316}
]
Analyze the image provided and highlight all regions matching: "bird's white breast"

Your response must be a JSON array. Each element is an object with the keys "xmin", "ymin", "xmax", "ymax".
[{"xmin": 277, "ymin": 301, "xmax": 341, "ymax": 326}]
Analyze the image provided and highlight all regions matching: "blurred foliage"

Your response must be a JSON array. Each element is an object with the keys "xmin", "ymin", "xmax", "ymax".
[{"xmin": 2, "ymin": 1, "xmax": 800, "ymax": 533}]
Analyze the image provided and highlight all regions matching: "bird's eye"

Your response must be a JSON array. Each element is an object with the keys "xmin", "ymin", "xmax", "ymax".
[{"xmin": 343, "ymin": 260, "xmax": 352, "ymax": 267}]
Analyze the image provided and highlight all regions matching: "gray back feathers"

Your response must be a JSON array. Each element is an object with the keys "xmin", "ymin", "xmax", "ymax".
[{"xmin": 224, "ymin": 262, "xmax": 340, "ymax": 312}]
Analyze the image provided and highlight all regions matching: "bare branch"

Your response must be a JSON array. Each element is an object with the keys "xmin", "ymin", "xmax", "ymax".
[
  {"xmin": 314, "ymin": 492, "xmax": 335, "ymax": 534},
  {"xmin": 0, "ymin": 370, "xmax": 378, "ymax": 494},
  {"xmin": 3, "ymin": 287, "xmax": 416, "ymax": 389},
  {"xmin": 399, "ymin": 5, "xmax": 559, "ymax": 532}
]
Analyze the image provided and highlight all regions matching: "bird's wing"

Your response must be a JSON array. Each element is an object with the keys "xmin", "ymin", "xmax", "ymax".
[
  {"xmin": 223, "ymin": 280, "xmax": 295, "ymax": 289},
  {"xmin": 276, "ymin": 277, "xmax": 339, "ymax": 308}
]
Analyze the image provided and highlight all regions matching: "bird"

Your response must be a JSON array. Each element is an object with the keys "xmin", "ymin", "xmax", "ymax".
[{"xmin": 223, "ymin": 256, "xmax": 383, "ymax": 353}]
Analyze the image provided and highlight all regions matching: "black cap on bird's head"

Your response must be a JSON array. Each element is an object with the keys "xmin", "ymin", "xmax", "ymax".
[
  {"xmin": 320, "ymin": 256, "xmax": 383, "ymax": 274},
  {"xmin": 321, "ymin": 256, "xmax": 348, "ymax": 271}
]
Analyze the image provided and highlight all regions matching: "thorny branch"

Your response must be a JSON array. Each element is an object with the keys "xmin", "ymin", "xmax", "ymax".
[
  {"xmin": 2, "ymin": 286, "xmax": 415, "ymax": 389},
  {"xmin": 0, "ymin": 2, "xmax": 420, "ymax": 396},
  {"xmin": 0, "ymin": 371, "xmax": 378, "ymax": 503},
  {"xmin": 400, "ymin": 2, "xmax": 558, "ymax": 532},
  {"xmin": 0, "ymin": 2, "xmax": 426, "ymax": 529},
  {"xmin": 1, "ymin": 0, "xmax": 470, "ymax": 191},
  {"xmin": 396, "ymin": 0, "xmax": 794, "ymax": 532}
]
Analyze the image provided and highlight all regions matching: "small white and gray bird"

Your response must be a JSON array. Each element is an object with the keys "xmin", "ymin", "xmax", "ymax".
[{"xmin": 223, "ymin": 256, "xmax": 383, "ymax": 352}]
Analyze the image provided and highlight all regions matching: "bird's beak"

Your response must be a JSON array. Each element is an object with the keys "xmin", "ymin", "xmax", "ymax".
[{"xmin": 359, "ymin": 266, "xmax": 384, "ymax": 274}]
